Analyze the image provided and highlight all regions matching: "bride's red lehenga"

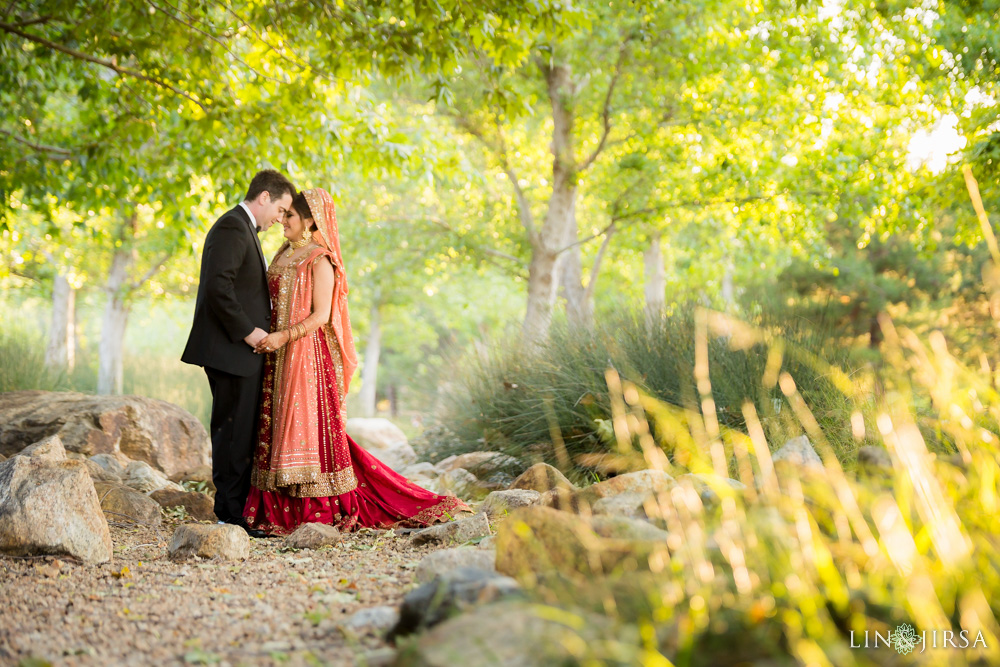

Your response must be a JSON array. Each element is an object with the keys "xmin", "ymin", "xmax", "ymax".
[{"xmin": 244, "ymin": 188, "xmax": 469, "ymax": 535}]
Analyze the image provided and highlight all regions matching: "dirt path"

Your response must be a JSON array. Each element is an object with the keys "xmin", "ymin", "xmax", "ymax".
[{"xmin": 0, "ymin": 517, "xmax": 447, "ymax": 666}]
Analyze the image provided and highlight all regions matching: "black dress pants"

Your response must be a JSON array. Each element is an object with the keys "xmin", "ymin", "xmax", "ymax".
[{"xmin": 205, "ymin": 366, "xmax": 263, "ymax": 523}]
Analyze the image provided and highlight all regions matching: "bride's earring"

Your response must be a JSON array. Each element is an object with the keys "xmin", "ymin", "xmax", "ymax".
[{"xmin": 302, "ymin": 227, "xmax": 312, "ymax": 242}]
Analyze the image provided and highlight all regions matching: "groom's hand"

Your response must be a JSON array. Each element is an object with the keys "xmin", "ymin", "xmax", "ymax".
[{"xmin": 244, "ymin": 327, "xmax": 268, "ymax": 347}]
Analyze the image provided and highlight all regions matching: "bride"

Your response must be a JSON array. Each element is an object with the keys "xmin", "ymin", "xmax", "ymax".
[{"xmin": 243, "ymin": 187, "xmax": 469, "ymax": 534}]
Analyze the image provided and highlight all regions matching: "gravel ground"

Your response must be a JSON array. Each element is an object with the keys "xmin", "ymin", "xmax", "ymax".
[{"xmin": 0, "ymin": 516, "xmax": 447, "ymax": 666}]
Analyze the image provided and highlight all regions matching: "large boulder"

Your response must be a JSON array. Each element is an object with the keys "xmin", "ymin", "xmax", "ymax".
[
  {"xmin": 168, "ymin": 524, "xmax": 249, "ymax": 560},
  {"xmin": 410, "ymin": 513, "xmax": 491, "ymax": 546},
  {"xmin": 415, "ymin": 547, "xmax": 496, "ymax": 583},
  {"xmin": 345, "ymin": 418, "xmax": 417, "ymax": 472},
  {"xmin": 388, "ymin": 568, "xmax": 523, "ymax": 642},
  {"xmin": 0, "ymin": 456, "xmax": 112, "ymax": 564},
  {"xmin": 94, "ymin": 482, "xmax": 163, "ymax": 526},
  {"xmin": 0, "ymin": 391, "xmax": 210, "ymax": 478},
  {"xmin": 149, "ymin": 488, "xmax": 215, "ymax": 522},
  {"xmin": 511, "ymin": 463, "xmax": 576, "ymax": 493},
  {"xmin": 391, "ymin": 600, "xmax": 623, "ymax": 667}
]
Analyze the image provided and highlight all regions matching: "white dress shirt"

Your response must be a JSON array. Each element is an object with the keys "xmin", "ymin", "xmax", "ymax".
[{"xmin": 238, "ymin": 201, "xmax": 267, "ymax": 270}]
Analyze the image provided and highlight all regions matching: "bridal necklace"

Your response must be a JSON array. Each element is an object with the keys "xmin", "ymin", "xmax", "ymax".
[{"xmin": 284, "ymin": 231, "xmax": 312, "ymax": 258}]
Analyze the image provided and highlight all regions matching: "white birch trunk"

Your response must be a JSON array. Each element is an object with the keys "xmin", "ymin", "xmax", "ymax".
[
  {"xmin": 644, "ymin": 232, "xmax": 666, "ymax": 322},
  {"xmin": 45, "ymin": 274, "xmax": 76, "ymax": 370},
  {"xmin": 97, "ymin": 248, "xmax": 133, "ymax": 395},
  {"xmin": 358, "ymin": 302, "xmax": 382, "ymax": 417}
]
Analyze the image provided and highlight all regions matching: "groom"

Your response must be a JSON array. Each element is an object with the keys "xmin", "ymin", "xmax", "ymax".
[{"xmin": 182, "ymin": 169, "xmax": 294, "ymax": 535}]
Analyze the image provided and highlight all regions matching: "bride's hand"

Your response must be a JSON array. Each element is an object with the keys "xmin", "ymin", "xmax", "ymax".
[{"xmin": 254, "ymin": 330, "xmax": 290, "ymax": 354}]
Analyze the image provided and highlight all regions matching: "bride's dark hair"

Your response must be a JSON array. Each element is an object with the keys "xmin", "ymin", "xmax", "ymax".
[{"xmin": 291, "ymin": 191, "xmax": 317, "ymax": 230}]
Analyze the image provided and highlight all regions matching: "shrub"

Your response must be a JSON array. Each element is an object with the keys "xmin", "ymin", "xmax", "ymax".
[{"xmin": 438, "ymin": 306, "xmax": 891, "ymax": 481}]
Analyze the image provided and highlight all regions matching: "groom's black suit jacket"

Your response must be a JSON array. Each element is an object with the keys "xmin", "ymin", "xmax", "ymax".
[{"xmin": 181, "ymin": 205, "xmax": 271, "ymax": 377}]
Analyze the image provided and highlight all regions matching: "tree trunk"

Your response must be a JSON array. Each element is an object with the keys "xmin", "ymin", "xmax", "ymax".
[
  {"xmin": 644, "ymin": 232, "xmax": 666, "ymax": 321},
  {"xmin": 523, "ymin": 62, "xmax": 579, "ymax": 344},
  {"xmin": 45, "ymin": 274, "xmax": 76, "ymax": 371},
  {"xmin": 721, "ymin": 262, "xmax": 735, "ymax": 311},
  {"xmin": 98, "ymin": 246, "xmax": 133, "ymax": 395},
  {"xmin": 359, "ymin": 302, "xmax": 382, "ymax": 417},
  {"xmin": 558, "ymin": 215, "xmax": 593, "ymax": 329}
]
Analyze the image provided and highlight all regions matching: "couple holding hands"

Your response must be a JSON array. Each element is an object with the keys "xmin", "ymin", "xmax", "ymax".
[{"xmin": 182, "ymin": 170, "xmax": 468, "ymax": 537}]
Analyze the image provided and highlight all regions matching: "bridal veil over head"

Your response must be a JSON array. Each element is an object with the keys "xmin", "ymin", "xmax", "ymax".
[{"xmin": 302, "ymin": 187, "xmax": 359, "ymax": 395}]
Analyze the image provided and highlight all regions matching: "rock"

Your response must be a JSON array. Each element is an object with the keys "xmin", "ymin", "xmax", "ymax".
[
  {"xmin": 511, "ymin": 463, "xmax": 576, "ymax": 493},
  {"xmin": 771, "ymin": 435, "xmax": 824, "ymax": 470},
  {"xmin": 93, "ymin": 482, "xmax": 163, "ymax": 526},
  {"xmin": 857, "ymin": 445, "xmax": 892, "ymax": 472},
  {"xmin": 478, "ymin": 489, "xmax": 541, "ymax": 519},
  {"xmin": 415, "ymin": 547, "xmax": 497, "ymax": 583},
  {"xmin": 495, "ymin": 506, "xmax": 667, "ymax": 580},
  {"xmin": 482, "ymin": 471, "xmax": 515, "ymax": 490},
  {"xmin": 436, "ymin": 451, "xmax": 519, "ymax": 476},
  {"xmin": 0, "ymin": 391, "xmax": 210, "ymax": 478},
  {"xmin": 410, "ymin": 512, "xmax": 491, "ymax": 546},
  {"xmin": 388, "ymin": 568, "xmax": 522, "ymax": 642},
  {"xmin": 400, "ymin": 462, "xmax": 439, "ymax": 479},
  {"xmin": 573, "ymin": 469, "xmax": 676, "ymax": 509},
  {"xmin": 537, "ymin": 486, "xmax": 577, "ymax": 511},
  {"xmin": 89, "ymin": 453, "xmax": 126, "ymax": 478},
  {"xmin": 405, "ymin": 475, "xmax": 443, "ymax": 495},
  {"xmin": 342, "ymin": 606, "xmax": 399, "ymax": 634},
  {"xmin": 438, "ymin": 468, "xmax": 490, "ymax": 500},
  {"xmin": 345, "ymin": 418, "xmax": 417, "ymax": 472},
  {"xmin": 589, "ymin": 515, "xmax": 669, "ymax": 541},
  {"xmin": 84, "ymin": 459, "xmax": 122, "ymax": 484},
  {"xmin": 16, "ymin": 435, "xmax": 67, "ymax": 462},
  {"xmin": 284, "ymin": 523, "xmax": 343, "ymax": 550},
  {"xmin": 592, "ymin": 491, "xmax": 654, "ymax": 520},
  {"xmin": 0, "ymin": 453, "xmax": 5, "ymax": 462},
  {"xmin": 478, "ymin": 535, "xmax": 496, "ymax": 550},
  {"xmin": 677, "ymin": 473, "xmax": 746, "ymax": 505},
  {"xmin": 391, "ymin": 600, "xmax": 621, "ymax": 667},
  {"xmin": 169, "ymin": 465, "xmax": 217, "ymax": 495},
  {"xmin": 168, "ymin": 524, "xmax": 249, "ymax": 560},
  {"xmin": 122, "ymin": 460, "xmax": 182, "ymax": 494},
  {"xmin": 168, "ymin": 464, "xmax": 213, "ymax": 484},
  {"xmin": 0, "ymin": 456, "xmax": 112, "ymax": 564},
  {"xmin": 149, "ymin": 488, "xmax": 215, "ymax": 521}
]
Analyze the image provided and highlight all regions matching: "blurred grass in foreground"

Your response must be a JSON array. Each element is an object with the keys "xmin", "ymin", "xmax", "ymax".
[{"xmin": 478, "ymin": 311, "xmax": 1000, "ymax": 666}]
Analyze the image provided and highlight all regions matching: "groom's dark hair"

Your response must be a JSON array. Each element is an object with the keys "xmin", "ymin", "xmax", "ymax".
[{"xmin": 244, "ymin": 169, "xmax": 294, "ymax": 203}]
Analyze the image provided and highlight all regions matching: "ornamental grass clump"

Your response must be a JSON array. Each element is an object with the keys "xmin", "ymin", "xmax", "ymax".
[
  {"xmin": 491, "ymin": 313, "xmax": 1000, "ymax": 666},
  {"xmin": 439, "ymin": 306, "xmax": 882, "ymax": 481}
]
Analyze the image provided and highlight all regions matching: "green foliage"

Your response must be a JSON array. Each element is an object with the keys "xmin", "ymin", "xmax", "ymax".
[
  {"xmin": 493, "ymin": 320, "xmax": 1000, "ymax": 666},
  {"xmin": 0, "ymin": 323, "xmax": 79, "ymax": 393},
  {"xmin": 438, "ymin": 306, "xmax": 878, "ymax": 481}
]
